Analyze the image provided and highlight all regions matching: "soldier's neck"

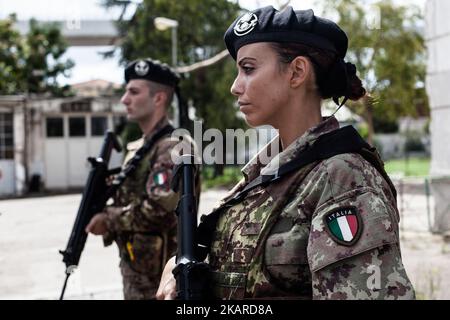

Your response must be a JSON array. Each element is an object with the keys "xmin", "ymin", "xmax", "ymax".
[
  {"xmin": 140, "ymin": 112, "xmax": 167, "ymax": 137},
  {"xmin": 275, "ymin": 93, "xmax": 322, "ymax": 150}
]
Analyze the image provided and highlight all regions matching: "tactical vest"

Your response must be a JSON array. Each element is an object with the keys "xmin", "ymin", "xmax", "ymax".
[
  {"xmin": 114, "ymin": 123, "xmax": 175, "ymax": 207},
  {"xmin": 208, "ymin": 162, "xmax": 319, "ymax": 299},
  {"xmin": 113, "ymin": 124, "xmax": 175, "ymax": 272},
  {"xmin": 197, "ymin": 126, "xmax": 397, "ymax": 299}
]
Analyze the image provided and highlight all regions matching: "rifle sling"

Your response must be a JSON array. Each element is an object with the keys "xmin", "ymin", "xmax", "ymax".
[
  {"xmin": 104, "ymin": 124, "xmax": 175, "ymax": 201},
  {"xmin": 196, "ymin": 125, "xmax": 396, "ymax": 260}
]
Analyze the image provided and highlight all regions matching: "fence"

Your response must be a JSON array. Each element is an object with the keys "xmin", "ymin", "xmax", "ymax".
[{"xmin": 393, "ymin": 176, "xmax": 450, "ymax": 235}]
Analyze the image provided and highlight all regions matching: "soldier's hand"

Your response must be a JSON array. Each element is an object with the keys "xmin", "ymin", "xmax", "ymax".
[
  {"xmin": 85, "ymin": 213, "xmax": 108, "ymax": 235},
  {"xmin": 156, "ymin": 256, "xmax": 177, "ymax": 300},
  {"xmin": 105, "ymin": 175, "xmax": 115, "ymax": 186}
]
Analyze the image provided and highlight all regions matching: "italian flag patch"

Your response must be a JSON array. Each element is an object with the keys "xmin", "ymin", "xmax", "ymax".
[
  {"xmin": 324, "ymin": 206, "xmax": 362, "ymax": 246},
  {"xmin": 153, "ymin": 171, "xmax": 168, "ymax": 186}
]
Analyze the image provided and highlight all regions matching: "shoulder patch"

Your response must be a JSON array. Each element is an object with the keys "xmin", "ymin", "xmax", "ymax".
[
  {"xmin": 323, "ymin": 206, "xmax": 363, "ymax": 246},
  {"xmin": 153, "ymin": 169, "xmax": 170, "ymax": 187}
]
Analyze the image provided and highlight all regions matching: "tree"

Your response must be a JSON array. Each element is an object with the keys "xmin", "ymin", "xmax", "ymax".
[
  {"xmin": 0, "ymin": 14, "xmax": 74, "ymax": 96},
  {"xmin": 320, "ymin": 0, "xmax": 428, "ymax": 144},
  {"xmin": 0, "ymin": 14, "xmax": 25, "ymax": 94},
  {"xmin": 23, "ymin": 19, "xmax": 75, "ymax": 96},
  {"xmin": 102, "ymin": 0, "xmax": 245, "ymax": 175}
]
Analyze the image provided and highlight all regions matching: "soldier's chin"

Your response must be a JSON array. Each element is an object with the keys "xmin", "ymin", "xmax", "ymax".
[
  {"xmin": 126, "ymin": 114, "xmax": 138, "ymax": 122},
  {"xmin": 244, "ymin": 114, "xmax": 262, "ymax": 128}
]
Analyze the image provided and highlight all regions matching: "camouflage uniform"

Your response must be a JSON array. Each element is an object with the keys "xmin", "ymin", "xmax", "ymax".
[
  {"xmin": 103, "ymin": 117, "xmax": 201, "ymax": 300},
  {"xmin": 206, "ymin": 116, "xmax": 415, "ymax": 300}
]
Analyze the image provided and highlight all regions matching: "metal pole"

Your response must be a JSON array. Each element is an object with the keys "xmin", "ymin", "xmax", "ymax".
[
  {"xmin": 425, "ymin": 177, "xmax": 432, "ymax": 232},
  {"xmin": 172, "ymin": 26, "xmax": 177, "ymax": 67},
  {"xmin": 399, "ymin": 179, "xmax": 404, "ymax": 237},
  {"xmin": 172, "ymin": 26, "xmax": 179, "ymax": 127}
]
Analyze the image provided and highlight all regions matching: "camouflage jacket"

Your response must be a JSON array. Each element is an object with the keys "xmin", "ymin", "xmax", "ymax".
[
  {"xmin": 103, "ymin": 117, "xmax": 201, "ymax": 276},
  {"xmin": 207, "ymin": 116, "xmax": 415, "ymax": 300}
]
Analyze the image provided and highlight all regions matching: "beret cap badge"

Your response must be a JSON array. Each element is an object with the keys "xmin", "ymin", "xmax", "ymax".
[
  {"xmin": 225, "ymin": 6, "xmax": 349, "ymax": 61},
  {"xmin": 134, "ymin": 60, "xmax": 149, "ymax": 76},
  {"xmin": 125, "ymin": 58, "xmax": 179, "ymax": 86},
  {"xmin": 233, "ymin": 12, "xmax": 258, "ymax": 36}
]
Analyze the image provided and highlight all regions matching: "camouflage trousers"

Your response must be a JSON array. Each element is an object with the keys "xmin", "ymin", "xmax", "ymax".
[{"xmin": 120, "ymin": 262, "xmax": 159, "ymax": 300}]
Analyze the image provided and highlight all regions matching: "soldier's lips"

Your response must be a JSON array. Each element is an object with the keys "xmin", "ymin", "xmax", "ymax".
[{"xmin": 239, "ymin": 103, "xmax": 252, "ymax": 113}]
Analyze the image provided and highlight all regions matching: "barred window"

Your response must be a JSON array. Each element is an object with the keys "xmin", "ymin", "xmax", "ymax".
[
  {"xmin": 0, "ymin": 113, "xmax": 14, "ymax": 159},
  {"xmin": 46, "ymin": 117, "xmax": 64, "ymax": 137},
  {"xmin": 91, "ymin": 116, "xmax": 108, "ymax": 136},
  {"xmin": 69, "ymin": 116, "xmax": 86, "ymax": 137}
]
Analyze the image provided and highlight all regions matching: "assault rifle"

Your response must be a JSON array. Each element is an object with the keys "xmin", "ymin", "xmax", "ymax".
[
  {"xmin": 59, "ymin": 131, "xmax": 122, "ymax": 300},
  {"xmin": 171, "ymin": 155, "xmax": 210, "ymax": 300}
]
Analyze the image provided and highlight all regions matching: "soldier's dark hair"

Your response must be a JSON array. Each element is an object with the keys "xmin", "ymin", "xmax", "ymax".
[
  {"xmin": 144, "ymin": 81, "xmax": 175, "ymax": 108},
  {"xmin": 270, "ymin": 42, "xmax": 366, "ymax": 102}
]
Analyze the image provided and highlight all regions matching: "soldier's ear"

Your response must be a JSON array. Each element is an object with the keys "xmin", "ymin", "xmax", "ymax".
[
  {"xmin": 289, "ymin": 56, "xmax": 309, "ymax": 89},
  {"xmin": 152, "ymin": 91, "xmax": 168, "ymax": 108}
]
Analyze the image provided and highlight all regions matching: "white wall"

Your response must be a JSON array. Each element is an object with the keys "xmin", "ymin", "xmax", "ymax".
[
  {"xmin": 426, "ymin": 0, "xmax": 450, "ymax": 233},
  {"xmin": 426, "ymin": 0, "xmax": 450, "ymax": 176},
  {"xmin": 0, "ymin": 160, "xmax": 15, "ymax": 195}
]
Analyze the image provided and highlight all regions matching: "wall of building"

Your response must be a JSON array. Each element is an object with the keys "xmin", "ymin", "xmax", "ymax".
[
  {"xmin": 426, "ymin": 0, "xmax": 450, "ymax": 176},
  {"xmin": 1, "ymin": 95, "xmax": 126, "ymax": 196},
  {"xmin": 426, "ymin": 0, "xmax": 450, "ymax": 233},
  {"xmin": 0, "ymin": 103, "xmax": 17, "ymax": 196},
  {"xmin": 27, "ymin": 97, "xmax": 126, "ymax": 191}
]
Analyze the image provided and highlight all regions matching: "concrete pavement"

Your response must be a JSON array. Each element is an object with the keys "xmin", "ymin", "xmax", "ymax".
[
  {"xmin": 0, "ymin": 187, "xmax": 449, "ymax": 300},
  {"xmin": 0, "ymin": 189, "xmax": 223, "ymax": 300}
]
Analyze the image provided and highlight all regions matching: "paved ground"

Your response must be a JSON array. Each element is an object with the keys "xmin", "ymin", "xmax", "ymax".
[
  {"xmin": 0, "ymin": 189, "xmax": 224, "ymax": 300},
  {"xmin": 0, "ymin": 186, "xmax": 449, "ymax": 300}
]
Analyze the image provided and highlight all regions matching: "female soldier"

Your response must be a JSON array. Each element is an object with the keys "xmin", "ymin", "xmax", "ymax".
[{"xmin": 157, "ymin": 6, "xmax": 415, "ymax": 300}]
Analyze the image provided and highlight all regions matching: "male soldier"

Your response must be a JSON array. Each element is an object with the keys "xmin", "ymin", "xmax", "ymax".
[{"xmin": 86, "ymin": 58, "xmax": 201, "ymax": 300}]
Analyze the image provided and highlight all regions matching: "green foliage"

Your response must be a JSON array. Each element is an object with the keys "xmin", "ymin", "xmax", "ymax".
[
  {"xmin": 0, "ymin": 14, "xmax": 74, "ymax": 96},
  {"xmin": 384, "ymin": 157, "xmax": 430, "ymax": 177},
  {"xmin": 373, "ymin": 116, "xmax": 398, "ymax": 133},
  {"xmin": 357, "ymin": 122, "xmax": 369, "ymax": 139},
  {"xmin": 320, "ymin": 0, "xmax": 428, "ymax": 130},
  {"xmin": 0, "ymin": 14, "xmax": 25, "ymax": 94},
  {"xmin": 202, "ymin": 165, "xmax": 242, "ymax": 190},
  {"xmin": 101, "ymin": 0, "xmax": 245, "ymax": 132},
  {"xmin": 23, "ymin": 19, "xmax": 75, "ymax": 96}
]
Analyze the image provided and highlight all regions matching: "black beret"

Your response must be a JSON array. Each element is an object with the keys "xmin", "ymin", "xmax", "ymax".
[
  {"xmin": 224, "ymin": 6, "xmax": 348, "ymax": 60},
  {"xmin": 124, "ymin": 58, "xmax": 180, "ymax": 87}
]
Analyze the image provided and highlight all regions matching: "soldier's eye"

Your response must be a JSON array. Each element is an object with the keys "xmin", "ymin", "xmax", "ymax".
[{"xmin": 242, "ymin": 66, "xmax": 254, "ymax": 74}]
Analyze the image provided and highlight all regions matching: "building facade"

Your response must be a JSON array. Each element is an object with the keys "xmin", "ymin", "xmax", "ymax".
[
  {"xmin": 426, "ymin": 0, "xmax": 450, "ymax": 233},
  {"xmin": 0, "ymin": 95, "xmax": 125, "ymax": 196}
]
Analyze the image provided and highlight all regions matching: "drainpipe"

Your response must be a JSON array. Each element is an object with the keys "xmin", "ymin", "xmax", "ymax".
[{"xmin": 23, "ymin": 95, "xmax": 29, "ymax": 192}]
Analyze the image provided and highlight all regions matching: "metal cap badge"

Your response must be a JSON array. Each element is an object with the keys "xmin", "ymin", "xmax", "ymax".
[{"xmin": 233, "ymin": 12, "xmax": 258, "ymax": 36}]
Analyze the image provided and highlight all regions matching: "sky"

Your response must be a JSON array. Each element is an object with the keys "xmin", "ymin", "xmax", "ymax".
[{"xmin": 0, "ymin": 0, "xmax": 427, "ymax": 85}]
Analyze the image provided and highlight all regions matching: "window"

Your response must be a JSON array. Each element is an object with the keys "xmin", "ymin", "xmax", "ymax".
[
  {"xmin": 61, "ymin": 100, "xmax": 91, "ymax": 113},
  {"xmin": 46, "ymin": 117, "xmax": 64, "ymax": 137},
  {"xmin": 0, "ymin": 113, "xmax": 14, "ymax": 159},
  {"xmin": 113, "ymin": 115, "xmax": 126, "ymax": 135},
  {"xmin": 69, "ymin": 117, "xmax": 86, "ymax": 137},
  {"xmin": 91, "ymin": 116, "xmax": 108, "ymax": 136}
]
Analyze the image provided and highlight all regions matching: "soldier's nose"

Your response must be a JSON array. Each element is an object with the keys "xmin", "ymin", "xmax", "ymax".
[
  {"xmin": 231, "ymin": 76, "xmax": 244, "ymax": 97},
  {"xmin": 121, "ymin": 94, "xmax": 130, "ymax": 106}
]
